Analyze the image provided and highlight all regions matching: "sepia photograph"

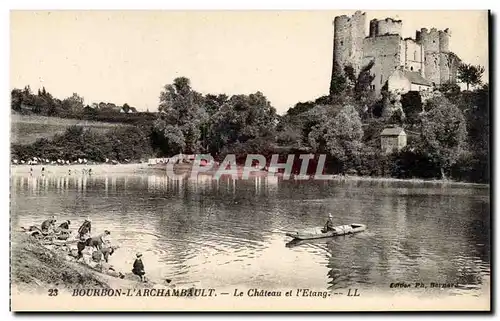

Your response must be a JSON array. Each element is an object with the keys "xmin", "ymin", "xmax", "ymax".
[{"xmin": 9, "ymin": 8, "xmax": 490, "ymax": 312}]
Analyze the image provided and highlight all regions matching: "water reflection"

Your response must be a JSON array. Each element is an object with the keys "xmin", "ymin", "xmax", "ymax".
[{"xmin": 11, "ymin": 174, "xmax": 490, "ymax": 294}]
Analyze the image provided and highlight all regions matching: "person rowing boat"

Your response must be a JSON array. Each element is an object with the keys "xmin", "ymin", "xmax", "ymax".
[{"xmin": 321, "ymin": 213, "xmax": 335, "ymax": 233}]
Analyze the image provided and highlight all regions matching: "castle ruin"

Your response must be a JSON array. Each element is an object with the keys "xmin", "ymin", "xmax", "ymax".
[{"xmin": 330, "ymin": 11, "xmax": 461, "ymax": 96}]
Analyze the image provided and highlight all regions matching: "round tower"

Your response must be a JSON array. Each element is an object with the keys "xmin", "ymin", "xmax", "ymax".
[
  {"xmin": 350, "ymin": 11, "xmax": 367, "ymax": 73},
  {"xmin": 332, "ymin": 11, "xmax": 366, "ymax": 75},
  {"xmin": 333, "ymin": 15, "xmax": 352, "ymax": 74},
  {"xmin": 420, "ymin": 27, "xmax": 440, "ymax": 53},
  {"xmin": 376, "ymin": 18, "xmax": 402, "ymax": 36},
  {"xmin": 439, "ymin": 28, "xmax": 450, "ymax": 53},
  {"xmin": 439, "ymin": 29, "xmax": 453, "ymax": 84}
]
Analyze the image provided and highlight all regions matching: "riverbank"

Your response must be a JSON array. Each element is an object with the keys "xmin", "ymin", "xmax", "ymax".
[
  {"xmin": 11, "ymin": 232, "xmax": 137, "ymax": 293},
  {"xmin": 10, "ymin": 163, "xmax": 150, "ymax": 176},
  {"xmin": 10, "ymin": 164, "xmax": 489, "ymax": 187},
  {"xmin": 9, "ymin": 163, "xmax": 270, "ymax": 178}
]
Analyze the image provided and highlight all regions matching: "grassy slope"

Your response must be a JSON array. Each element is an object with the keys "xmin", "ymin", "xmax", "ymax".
[
  {"xmin": 11, "ymin": 231, "xmax": 158, "ymax": 293},
  {"xmin": 11, "ymin": 114, "xmax": 127, "ymax": 145},
  {"xmin": 11, "ymin": 232, "xmax": 111, "ymax": 291}
]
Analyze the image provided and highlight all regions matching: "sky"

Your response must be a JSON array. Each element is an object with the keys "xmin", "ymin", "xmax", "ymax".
[{"xmin": 10, "ymin": 10, "xmax": 488, "ymax": 114}]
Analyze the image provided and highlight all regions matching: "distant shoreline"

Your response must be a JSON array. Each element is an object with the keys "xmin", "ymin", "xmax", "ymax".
[{"xmin": 9, "ymin": 164, "xmax": 489, "ymax": 187}]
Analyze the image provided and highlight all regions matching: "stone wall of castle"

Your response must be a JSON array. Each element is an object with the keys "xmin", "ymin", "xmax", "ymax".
[
  {"xmin": 439, "ymin": 52, "xmax": 460, "ymax": 84},
  {"xmin": 403, "ymin": 38, "xmax": 424, "ymax": 75},
  {"xmin": 362, "ymin": 35, "xmax": 402, "ymax": 94}
]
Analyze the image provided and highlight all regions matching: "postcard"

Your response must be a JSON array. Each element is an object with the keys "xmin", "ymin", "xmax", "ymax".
[{"xmin": 10, "ymin": 10, "xmax": 490, "ymax": 312}]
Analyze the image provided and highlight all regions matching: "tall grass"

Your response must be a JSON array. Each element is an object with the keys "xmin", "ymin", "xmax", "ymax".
[{"xmin": 11, "ymin": 114, "xmax": 128, "ymax": 145}]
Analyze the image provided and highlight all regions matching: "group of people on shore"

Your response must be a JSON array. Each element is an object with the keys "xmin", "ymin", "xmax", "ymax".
[
  {"xmin": 13, "ymin": 157, "xmax": 89, "ymax": 166},
  {"xmin": 24, "ymin": 216, "xmax": 72, "ymax": 240},
  {"xmin": 25, "ymin": 216, "xmax": 147, "ymax": 282},
  {"xmin": 28, "ymin": 166, "xmax": 93, "ymax": 176}
]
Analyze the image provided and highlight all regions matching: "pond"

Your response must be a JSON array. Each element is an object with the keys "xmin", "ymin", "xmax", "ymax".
[{"xmin": 11, "ymin": 174, "xmax": 490, "ymax": 296}]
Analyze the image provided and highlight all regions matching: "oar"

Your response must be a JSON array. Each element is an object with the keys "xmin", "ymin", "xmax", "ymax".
[{"xmin": 272, "ymin": 228, "xmax": 297, "ymax": 234}]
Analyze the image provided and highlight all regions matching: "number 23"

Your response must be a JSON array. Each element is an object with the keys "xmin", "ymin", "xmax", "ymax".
[{"xmin": 48, "ymin": 289, "xmax": 58, "ymax": 296}]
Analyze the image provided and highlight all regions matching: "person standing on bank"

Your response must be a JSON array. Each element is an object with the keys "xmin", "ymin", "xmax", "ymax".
[
  {"xmin": 132, "ymin": 253, "xmax": 146, "ymax": 282},
  {"xmin": 78, "ymin": 217, "xmax": 92, "ymax": 240},
  {"xmin": 76, "ymin": 217, "xmax": 92, "ymax": 260}
]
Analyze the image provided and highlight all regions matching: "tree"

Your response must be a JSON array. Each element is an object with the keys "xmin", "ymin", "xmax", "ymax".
[
  {"xmin": 459, "ymin": 86, "xmax": 489, "ymax": 153},
  {"xmin": 439, "ymin": 82, "xmax": 461, "ymax": 103},
  {"xmin": 276, "ymin": 124, "xmax": 302, "ymax": 147},
  {"xmin": 20, "ymin": 85, "xmax": 35, "ymax": 107},
  {"xmin": 420, "ymin": 97, "xmax": 467, "ymax": 179},
  {"xmin": 354, "ymin": 60, "xmax": 376, "ymax": 101},
  {"xmin": 155, "ymin": 77, "xmax": 207, "ymax": 154},
  {"xmin": 62, "ymin": 93, "xmax": 85, "ymax": 112},
  {"xmin": 329, "ymin": 73, "xmax": 347, "ymax": 96},
  {"xmin": 204, "ymin": 94, "xmax": 228, "ymax": 116},
  {"xmin": 308, "ymin": 104, "xmax": 364, "ymax": 173},
  {"xmin": 457, "ymin": 63, "xmax": 485, "ymax": 91},
  {"xmin": 209, "ymin": 92, "xmax": 277, "ymax": 155},
  {"xmin": 286, "ymin": 101, "xmax": 315, "ymax": 117},
  {"xmin": 401, "ymin": 91, "xmax": 423, "ymax": 125},
  {"xmin": 11, "ymin": 89, "xmax": 23, "ymax": 111},
  {"xmin": 343, "ymin": 65, "xmax": 356, "ymax": 83},
  {"xmin": 122, "ymin": 103, "xmax": 131, "ymax": 113}
]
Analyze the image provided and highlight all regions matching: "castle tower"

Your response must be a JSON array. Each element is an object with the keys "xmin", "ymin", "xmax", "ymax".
[
  {"xmin": 417, "ymin": 27, "xmax": 457, "ymax": 86},
  {"xmin": 362, "ymin": 16, "xmax": 405, "ymax": 96},
  {"xmin": 438, "ymin": 29, "xmax": 455, "ymax": 84},
  {"xmin": 418, "ymin": 28, "xmax": 441, "ymax": 86},
  {"xmin": 330, "ymin": 11, "xmax": 366, "ymax": 93},
  {"xmin": 439, "ymin": 28, "xmax": 450, "ymax": 53},
  {"xmin": 370, "ymin": 18, "xmax": 403, "ymax": 36}
]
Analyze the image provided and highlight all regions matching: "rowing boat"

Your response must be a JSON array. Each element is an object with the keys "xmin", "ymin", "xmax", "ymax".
[{"xmin": 285, "ymin": 223, "xmax": 366, "ymax": 240}]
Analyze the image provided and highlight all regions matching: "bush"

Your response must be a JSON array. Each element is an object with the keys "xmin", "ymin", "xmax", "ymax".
[
  {"xmin": 355, "ymin": 147, "xmax": 389, "ymax": 176},
  {"xmin": 450, "ymin": 151, "xmax": 489, "ymax": 183},
  {"xmin": 400, "ymin": 91, "xmax": 423, "ymax": 124},
  {"xmin": 389, "ymin": 147, "xmax": 440, "ymax": 179}
]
